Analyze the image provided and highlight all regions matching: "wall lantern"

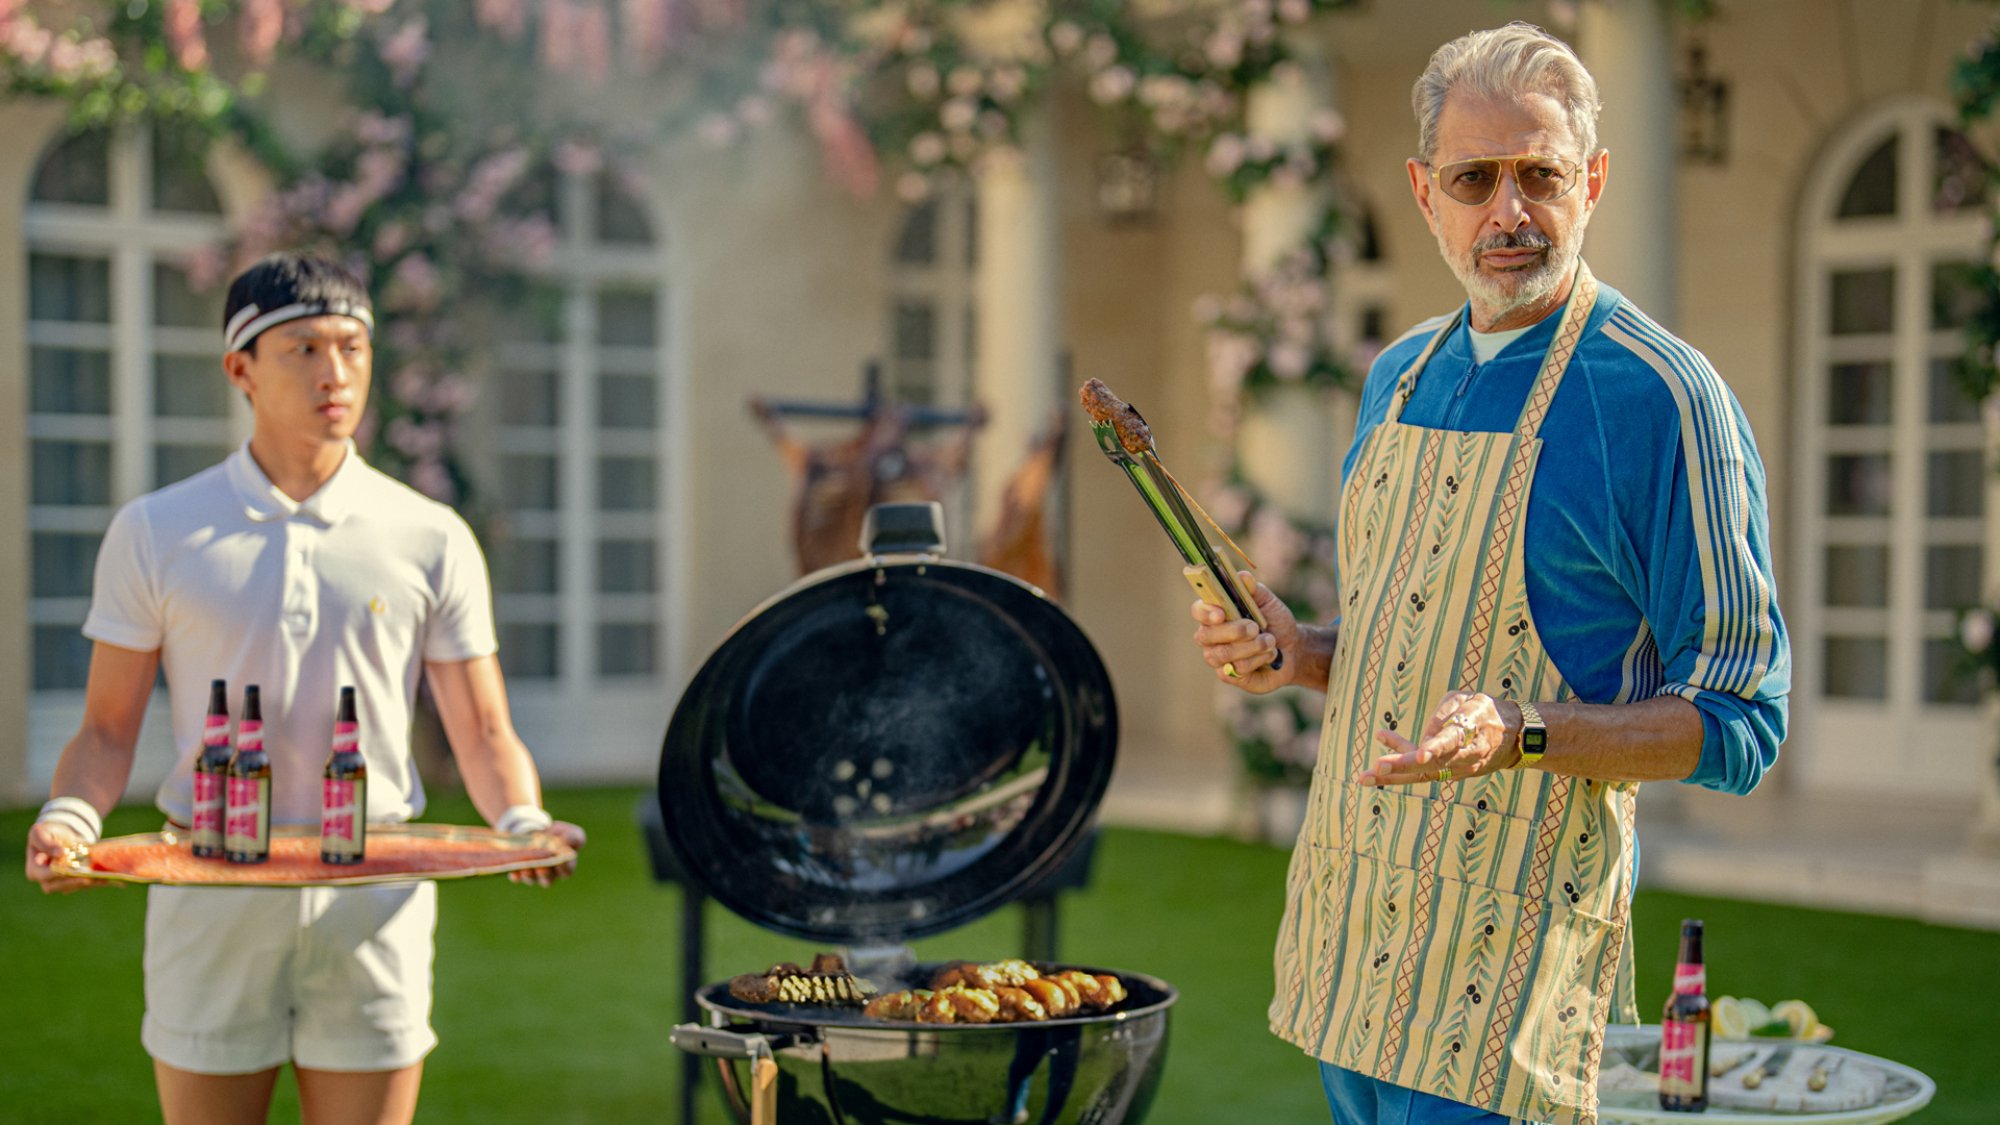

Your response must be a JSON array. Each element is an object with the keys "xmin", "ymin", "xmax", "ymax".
[{"xmin": 1678, "ymin": 41, "xmax": 1730, "ymax": 165}]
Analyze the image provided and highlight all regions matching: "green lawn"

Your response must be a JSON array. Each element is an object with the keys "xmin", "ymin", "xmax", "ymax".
[{"xmin": 3, "ymin": 786, "xmax": 1990, "ymax": 1123}]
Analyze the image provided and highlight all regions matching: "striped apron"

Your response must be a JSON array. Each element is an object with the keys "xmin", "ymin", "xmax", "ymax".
[{"xmin": 1269, "ymin": 264, "xmax": 1638, "ymax": 1125}]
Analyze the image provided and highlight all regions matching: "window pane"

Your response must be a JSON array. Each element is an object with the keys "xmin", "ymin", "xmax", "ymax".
[
  {"xmin": 154, "ymin": 444, "xmax": 228, "ymax": 487},
  {"xmin": 599, "ymin": 456, "xmax": 655, "ymax": 510},
  {"xmin": 1822, "ymin": 635, "xmax": 1887, "ymax": 699},
  {"xmin": 1825, "ymin": 454, "xmax": 1891, "ymax": 516},
  {"xmin": 150, "ymin": 127, "xmax": 220, "ymax": 214},
  {"xmin": 597, "ymin": 622, "xmax": 655, "ymax": 676},
  {"xmin": 1923, "ymin": 637, "xmax": 1980, "ymax": 705},
  {"xmin": 1931, "ymin": 261, "xmax": 1983, "ymax": 331},
  {"xmin": 493, "ymin": 538, "xmax": 559, "ymax": 595},
  {"xmin": 32, "ymin": 348, "xmax": 112, "ymax": 415},
  {"xmin": 1829, "ymin": 269, "xmax": 1893, "ymax": 335},
  {"xmin": 895, "ymin": 199, "xmax": 939, "ymax": 265},
  {"xmin": 894, "ymin": 300, "xmax": 936, "ymax": 360},
  {"xmin": 33, "ymin": 533, "xmax": 101, "ymax": 598},
  {"xmin": 500, "ymin": 623, "xmax": 559, "ymax": 679},
  {"xmin": 500, "ymin": 454, "xmax": 559, "ymax": 510},
  {"xmin": 594, "ymin": 173, "xmax": 654, "ymax": 245},
  {"xmin": 893, "ymin": 359, "xmax": 937, "ymax": 407},
  {"xmin": 33, "ymin": 625, "xmax": 93, "ymax": 691},
  {"xmin": 495, "ymin": 283, "xmax": 564, "ymax": 345},
  {"xmin": 33, "ymin": 441, "xmax": 112, "ymax": 505},
  {"xmin": 500, "ymin": 370, "xmax": 559, "ymax": 426},
  {"xmin": 31, "ymin": 129, "xmax": 110, "ymax": 205},
  {"xmin": 1836, "ymin": 135, "xmax": 1897, "ymax": 218},
  {"xmin": 1824, "ymin": 545, "xmax": 1889, "ymax": 608},
  {"xmin": 153, "ymin": 262, "xmax": 217, "ymax": 328},
  {"xmin": 1925, "ymin": 545, "xmax": 1981, "ymax": 611},
  {"xmin": 155, "ymin": 354, "xmax": 229, "ymax": 418},
  {"xmin": 1930, "ymin": 359, "xmax": 1981, "ymax": 425},
  {"xmin": 30, "ymin": 253, "xmax": 111, "ymax": 323},
  {"xmin": 596, "ymin": 289, "xmax": 656, "ymax": 347},
  {"xmin": 1927, "ymin": 450, "xmax": 1985, "ymax": 518},
  {"xmin": 598, "ymin": 374, "xmax": 655, "ymax": 428},
  {"xmin": 1827, "ymin": 361, "xmax": 1892, "ymax": 426},
  {"xmin": 1934, "ymin": 127, "xmax": 1986, "ymax": 214},
  {"xmin": 598, "ymin": 539, "xmax": 656, "ymax": 593}
]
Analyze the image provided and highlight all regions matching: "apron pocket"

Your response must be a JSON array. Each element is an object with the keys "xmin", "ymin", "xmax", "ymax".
[{"xmin": 1352, "ymin": 785, "xmax": 1537, "ymax": 892}]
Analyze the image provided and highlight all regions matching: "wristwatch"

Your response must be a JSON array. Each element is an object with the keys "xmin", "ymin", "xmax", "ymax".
[{"xmin": 1515, "ymin": 701, "xmax": 1547, "ymax": 767}]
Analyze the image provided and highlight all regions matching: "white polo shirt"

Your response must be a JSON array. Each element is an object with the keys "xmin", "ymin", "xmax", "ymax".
[{"xmin": 85, "ymin": 442, "xmax": 497, "ymax": 828}]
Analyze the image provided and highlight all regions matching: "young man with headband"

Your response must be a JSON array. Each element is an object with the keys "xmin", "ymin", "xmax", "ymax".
[{"xmin": 24, "ymin": 252, "xmax": 588, "ymax": 1125}]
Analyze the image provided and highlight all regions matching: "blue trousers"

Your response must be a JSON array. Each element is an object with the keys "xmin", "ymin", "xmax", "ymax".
[{"xmin": 1319, "ymin": 1062, "xmax": 1538, "ymax": 1124}]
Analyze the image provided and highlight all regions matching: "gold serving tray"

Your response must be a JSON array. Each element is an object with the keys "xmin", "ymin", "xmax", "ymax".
[{"xmin": 54, "ymin": 823, "xmax": 574, "ymax": 888}]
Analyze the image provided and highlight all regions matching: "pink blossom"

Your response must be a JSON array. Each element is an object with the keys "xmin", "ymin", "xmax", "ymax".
[
  {"xmin": 1245, "ymin": 135, "xmax": 1277, "ymax": 162},
  {"xmin": 1547, "ymin": 0, "xmax": 1581, "ymax": 33},
  {"xmin": 1965, "ymin": 609, "xmax": 1997, "ymax": 654},
  {"xmin": 938, "ymin": 97, "xmax": 978, "ymax": 132},
  {"xmin": 391, "ymin": 363, "xmax": 435, "ymax": 404},
  {"xmin": 540, "ymin": 0, "xmax": 577, "ymax": 73},
  {"xmin": 1207, "ymin": 331, "xmax": 1259, "ymax": 393},
  {"xmin": 3, "ymin": 20, "xmax": 51, "ymax": 66},
  {"xmin": 1083, "ymin": 34, "xmax": 1117, "ymax": 70},
  {"xmin": 696, "ymin": 113, "xmax": 740, "ymax": 148},
  {"xmin": 908, "ymin": 132, "xmax": 946, "ymax": 166},
  {"xmin": 352, "ymin": 112, "xmax": 412, "ymax": 147},
  {"xmin": 181, "ymin": 244, "xmax": 228, "ymax": 291},
  {"xmin": 164, "ymin": 0, "xmax": 208, "ymax": 71},
  {"xmin": 387, "ymin": 417, "xmax": 446, "ymax": 461},
  {"xmin": 454, "ymin": 147, "xmax": 530, "ymax": 223},
  {"xmin": 386, "ymin": 252, "xmax": 443, "ymax": 312},
  {"xmin": 1268, "ymin": 339, "xmax": 1312, "ymax": 381},
  {"xmin": 990, "ymin": 65, "xmax": 1027, "ymax": 102},
  {"xmin": 1310, "ymin": 108, "xmax": 1346, "ymax": 143},
  {"xmin": 239, "ymin": 0, "xmax": 286, "ymax": 68},
  {"xmin": 622, "ymin": 0, "xmax": 675, "ymax": 68},
  {"xmin": 345, "ymin": 0, "xmax": 398, "ymax": 15},
  {"xmin": 408, "ymin": 457, "xmax": 455, "ymax": 503},
  {"xmin": 475, "ymin": 0, "xmax": 527, "ymax": 40},
  {"xmin": 1048, "ymin": 22, "xmax": 1083, "ymax": 56},
  {"xmin": 1204, "ymin": 28, "xmax": 1243, "ymax": 69},
  {"xmin": 1206, "ymin": 134, "xmax": 1246, "ymax": 177},
  {"xmin": 574, "ymin": 2, "xmax": 610, "ymax": 84},
  {"xmin": 735, "ymin": 95, "xmax": 775, "ymax": 128},
  {"xmin": 1249, "ymin": 507, "xmax": 1306, "ymax": 574},
  {"xmin": 809, "ymin": 98, "xmax": 880, "ymax": 197},
  {"xmin": 483, "ymin": 214, "xmax": 559, "ymax": 267},
  {"xmin": 553, "ymin": 138, "xmax": 603, "ymax": 177},
  {"xmin": 1277, "ymin": 0, "xmax": 1313, "ymax": 24},
  {"xmin": 905, "ymin": 63, "xmax": 941, "ymax": 99},
  {"xmin": 378, "ymin": 18, "xmax": 430, "ymax": 87},
  {"xmin": 895, "ymin": 171, "xmax": 932, "ymax": 203},
  {"xmin": 425, "ymin": 375, "xmax": 477, "ymax": 415},
  {"xmin": 977, "ymin": 110, "xmax": 1009, "ymax": 139},
  {"xmin": 1087, "ymin": 67, "xmax": 1135, "ymax": 105}
]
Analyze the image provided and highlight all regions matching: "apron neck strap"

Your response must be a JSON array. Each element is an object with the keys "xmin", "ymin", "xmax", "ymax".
[{"xmin": 1383, "ymin": 260, "xmax": 1600, "ymax": 440}]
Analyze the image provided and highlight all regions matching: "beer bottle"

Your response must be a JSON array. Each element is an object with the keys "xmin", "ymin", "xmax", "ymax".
[
  {"xmin": 225, "ymin": 685, "xmax": 271, "ymax": 864},
  {"xmin": 1659, "ymin": 918, "xmax": 1712, "ymax": 1112},
  {"xmin": 321, "ymin": 686, "xmax": 368, "ymax": 865},
  {"xmin": 190, "ymin": 679, "xmax": 232, "ymax": 858}
]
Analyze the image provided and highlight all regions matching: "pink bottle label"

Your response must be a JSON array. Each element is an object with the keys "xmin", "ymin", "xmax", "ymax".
[
  {"xmin": 236, "ymin": 720, "xmax": 263, "ymax": 753},
  {"xmin": 1660, "ymin": 1018, "xmax": 1708, "ymax": 1095},
  {"xmin": 225, "ymin": 776, "xmax": 268, "ymax": 851},
  {"xmin": 191, "ymin": 774, "xmax": 225, "ymax": 837},
  {"xmin": 203, "ymin": 714, "xmax": 229, "ymax": 747},
  {"xmin": 322, "ymin": 779, "xmax": 360, "ymax": 842},
  {"xmin": 1671, "ymin": 961, "xmax": 1705, "ymax": 995},
  {"xmin": 332, "ymin": 719, "xmax": 358, "ymax": 755}
]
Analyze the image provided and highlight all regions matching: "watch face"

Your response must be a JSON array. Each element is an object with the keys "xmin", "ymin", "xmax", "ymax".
[{"xmin": 1522, "ymin": 728, "xmax": 1547, "ymax": 757}]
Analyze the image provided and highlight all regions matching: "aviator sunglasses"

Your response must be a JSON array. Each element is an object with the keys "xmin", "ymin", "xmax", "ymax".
[{"xmin": 1425, "ymin": 153, "xmax": 1586, "ymax": 207}]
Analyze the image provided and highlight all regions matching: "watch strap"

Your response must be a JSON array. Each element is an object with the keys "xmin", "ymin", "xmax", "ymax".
[{"xmin": 1515, "ymin": 701, "xmax": 1547, "ymax": 766}]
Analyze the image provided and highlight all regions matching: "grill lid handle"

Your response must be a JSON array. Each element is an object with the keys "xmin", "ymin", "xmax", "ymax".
[{"xmin": 860, "ymin": 501, "xmax": 945, "ymax": 556}]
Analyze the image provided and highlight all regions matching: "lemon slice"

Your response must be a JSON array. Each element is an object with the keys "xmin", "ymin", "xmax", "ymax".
[
  {"xmin": 1712, "ymin": 995, "xmax": 1750, "ymax": 1039},
  {"xmin": 1736, "ymin": 996, "xmax": 1772, "ymax": 1030},
  {"xmin": 1771, "ymin": 998, "xmax": 1819, "ymax": 1039}
]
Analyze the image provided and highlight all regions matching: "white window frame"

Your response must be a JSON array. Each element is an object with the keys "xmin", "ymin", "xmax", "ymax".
[
  {"xmin": 24, "ymin": 125, "xmax": 240, "ymax": 794},
  {"xmin": 1790, "ymin": 96, "xmax": 1990, "ymax": 797},
  {"xmin": 887, "ymin": 187, "xmax": 977, "ymax": 411},
  {"xmin": 486, "ymin": 165, "xmax": 684, "ymax": 779}
]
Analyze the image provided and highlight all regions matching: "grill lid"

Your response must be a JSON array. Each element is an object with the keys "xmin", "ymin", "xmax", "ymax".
[{"xmin": 657, "ymin": 529, "xmax": 1117, "ymax": 944}]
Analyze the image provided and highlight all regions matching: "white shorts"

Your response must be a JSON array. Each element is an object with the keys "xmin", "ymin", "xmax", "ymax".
[{"xmin": 141, "ymin": 881, "xmax": 438, "ymax": 1074}]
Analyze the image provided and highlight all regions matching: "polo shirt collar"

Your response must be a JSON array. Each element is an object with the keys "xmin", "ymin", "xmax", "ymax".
[{"xmin": 227, "ymin": 440, "xmax": 365, "ymax": 525}]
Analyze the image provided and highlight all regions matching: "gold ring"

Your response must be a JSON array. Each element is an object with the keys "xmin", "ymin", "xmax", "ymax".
[
  {"xmin": 1223, "ymin": 662, "xmax": 1239, "ymax": 679},
  {"xmin": 1437, "ymin": 767, "xmax": 1454, "ymax": 782}
]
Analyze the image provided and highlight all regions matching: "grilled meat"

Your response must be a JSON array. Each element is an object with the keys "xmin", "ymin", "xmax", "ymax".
[
  {"xmin": 1078, "ymin": 379, "xmax": 1153, "ymax": 456},
  {"xmin": 865, "ymin": 962, "xmax": 1128, "ymax": 1024},
  {"xmin": 729, "ymin": 953, "xmax": 877, "ymax": 1007}
]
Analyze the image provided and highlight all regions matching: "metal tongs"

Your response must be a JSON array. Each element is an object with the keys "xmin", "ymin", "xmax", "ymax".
[{"xmin": 1082, "ymin": 382, "xmax": 1282, "ymax": 670}]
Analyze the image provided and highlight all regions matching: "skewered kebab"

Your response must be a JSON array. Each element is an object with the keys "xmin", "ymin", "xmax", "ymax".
[
  {"xmin": 1076, "ymin": 378, "xmax": 1282, "ymax": 670},
  {"xmin": 728, "ymin": 953, "xmax": 877, "ymax": 1006}
]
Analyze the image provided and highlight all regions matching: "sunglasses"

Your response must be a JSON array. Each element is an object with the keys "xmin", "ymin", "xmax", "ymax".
[{"xmin": 1426, "ymin": 153, "xmax": 1586, "ymax": 207}]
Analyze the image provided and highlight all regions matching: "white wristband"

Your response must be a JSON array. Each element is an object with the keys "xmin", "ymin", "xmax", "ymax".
[
  {"xmin": 37, "ymin": 797, "xmax": 103, "ymax": 844},
  {"xmin": 494, "ymin": 805, "xmax": 553, "ymax": 836}
]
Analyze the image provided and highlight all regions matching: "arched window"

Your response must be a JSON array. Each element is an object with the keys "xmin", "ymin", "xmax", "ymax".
[
  {"xmin": 25, "ymin": 126, "xmax": 235, "ymax": 697},
  {"xmin": 478, "ymin": 161, "xmax": 677, "ymax": 749},
  {"xmin": 887, "ymin": 187, "xmax": 977, "ymax": 408},
  {"xmin": 1791, "ymin": 99, "xmax": 1989, "ymax": 793}
]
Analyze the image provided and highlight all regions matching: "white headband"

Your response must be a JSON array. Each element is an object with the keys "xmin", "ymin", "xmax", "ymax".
[{"xmin": 224, "ymin": 299, "xmax": 375, "ymax": 354}]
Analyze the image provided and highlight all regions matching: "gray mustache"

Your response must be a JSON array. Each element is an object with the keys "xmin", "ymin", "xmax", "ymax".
[{"xmin": 1474, "ymin": 231, "xmax": 1553, "ymax": 252}]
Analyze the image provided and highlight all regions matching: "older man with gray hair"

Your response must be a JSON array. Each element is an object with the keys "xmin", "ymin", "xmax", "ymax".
[{"xmin": 1191, "ymin": 23, "xmax": 1788, "ymax": 1124}]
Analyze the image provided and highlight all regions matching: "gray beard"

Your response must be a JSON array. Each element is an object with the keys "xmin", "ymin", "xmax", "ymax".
[{"xmin": 1439, "ymin": 228, "xmax": 1580, "ymax": 327}]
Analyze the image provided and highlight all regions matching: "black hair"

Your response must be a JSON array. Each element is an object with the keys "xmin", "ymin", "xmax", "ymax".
[{"xmin": 223, "ymin": 252, "xmax": 372, "ymax": 354}]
